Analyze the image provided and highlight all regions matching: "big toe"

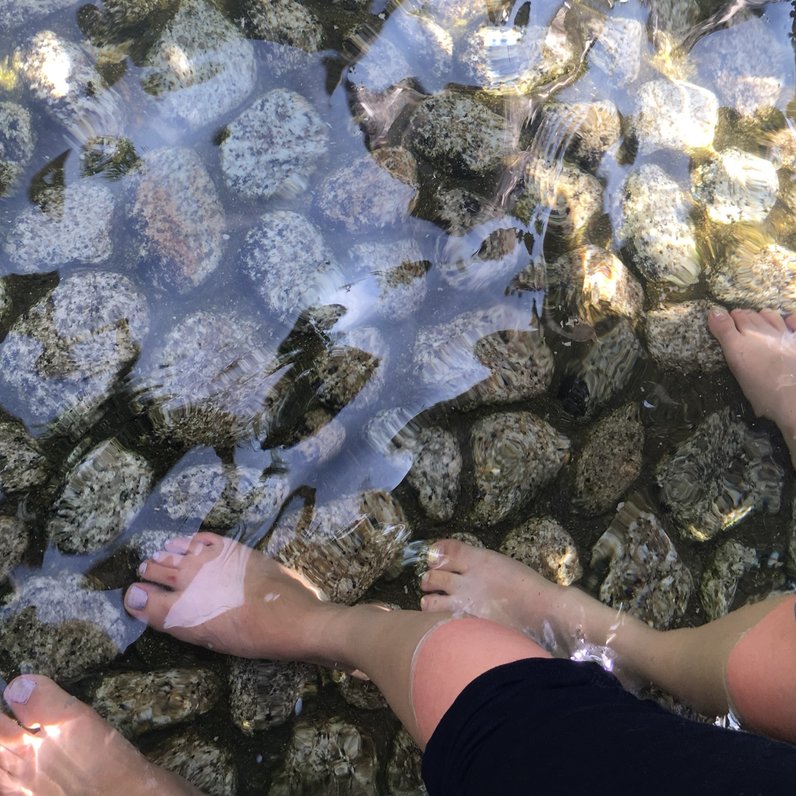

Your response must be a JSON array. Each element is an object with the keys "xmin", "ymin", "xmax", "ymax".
[
  {"xmin": 124, "ymin": 582, "xmax": 179, "ymax": 632},
  {"xmin": 707, "ymin": 306, "xmax": 738, "ymax": 343},
  {"xmin": 4, "ymin": 675, "xmax": 87, "ymax": 730}
]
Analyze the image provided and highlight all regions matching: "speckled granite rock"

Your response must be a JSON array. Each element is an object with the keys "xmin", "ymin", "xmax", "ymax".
[
  {"xmin": 644, "ymin": 300, "xmax": 726, "ymax": 373},
  {"xmin": 80, "ymin": 136, "xmax": 139, "ymax": 179},
  {"xmin": 0, "ymin": 270, "xmax": 149, "ymax": 438},
  {"xmin": 631, "ymin": 79, "xmax": 718, "ymax": 155},
  {"xmin": 148, "ymin": 730, "xmax": 237, "ymax": 796},
  {"xmin": 0, "ymin": 573, "xmax": 127, "ymax": 680},
  {"xmin": 130, "ymin": 311, "xmax": 286, "ymax": 447},
  {"xmin": 284, "ymin": 408, "xmax": 347, "ymax": 464},
  {"xmin": 439, "ymin": 225, "xmax": 527, "ymax": 291},
  {"xmin": 246, "ymin": 0, "xmax": 323, "ymax": 51},
  {"xmin": 405, "ymin": 91, "xmax": 512, "ymax": 177},
  {"xmin": 127, "ymin": 529, "xmax": 175, "ymax": 564},
  {"xmin": 0, "ymin": 419, "xmax": 49, "ymax": 494},
  {"xmin": 707, "ymin": 242, "xmax": 796, "ymax": 313},
  {"xmin": 268, "ymin": 718, "xmax": 377, "ymax": 796},
  {"xmin": 140, "ymin": 0, "xmax": 256, "ymax": 130},
  {"xmin": 0, "ymin": 0, "xmax": 77, "ymax": 31},
  {"xmin": 619, "ymin": 164, "xmax": 700, "ymax": 288},
  {"xmin": 262, "ymin": 490, "xmax": 408, "ymax": 604},
  {"xmin": 315, "ymin": 148, "xmax": 418, "ymax": 232},
  {"xmin": 102, "ymin": 0, "xmax": 177, "ymax": 27},
  {"xmin": 130, "ymin": 147, "xmax": 225, "ymax": 293},
  {"xmin": 513, "ymin": 159, "xmax": 603, "ymax": 241},
  {"xmin": 0, "ymin": 278, "xmax": 9, "ymax": 324},
  {"xmin": 240, "ymin": 211, "xmax": 343, "ymax": 325},
  {"xmin": 48, "ymin": 439, "xmax": 153, "ymax": 554},
  {"xmin": 591, "ymin": 501, "xmax": 692, "ymax": 629},
  {"xmin": 546, "ymin": 246, "xmax": 643, "ymax": 325},
  {"xmin": 0, "ymin": 516, "xmax": 28, "ymax": 581},
  {"xmin": 657, "ymin": 409, "xmax": 784, "ymax": 542},
  {"xmin": 92, "ymin": 668, "xmax": 221, "ymax": 737},
  {"xmin": 386, "ymin": 728, "xmax": 427, "ymax": 796},
  {"xmin": 470, "ymin": 411, "xmax": 570, "ymax": 527},
  {"xmin": 228, "ymin": 659, "xmax": 318, "ymax": 734},
  {"xmin": 402, "ymin": 427, "xmax": 461, "ymax": 522},
  {"xmin": 429, "ymin": 187, "xmax": 499, "ymax": 235},
  {"xmin": 573, "ymin": 404, "xmax": 643, "ymax": 515},
  {"xmin": 558, "ymin": 319, "xmax": 641, "ymax": 419},
  {"xmin": 4, "ymin": 181, "xmax": 115, "ymax": 272},
  {"xmin": 334, "ymin": 669, "xmax": 387, "ymax": 711},
  {"xmin": 587, "ymin": 16, "xmax": 645, "ymax": 87},
  {"xmin": 0, "ymin": 102, "xmax": 35, "ymax": 197},
  {"xmin": 220, "ymin": 90, "xmax": 327, "ymax": 200},
  {"xmin": 541, "ymin": 100, "xmax": 621, "ymax": 170},
  {"xmin": 500, "ymin": 516, "xmax": 582, "ymax": 586},
  {"xmin": 700, "ymin": 540, "xmax": 758, "ymax": 621}
]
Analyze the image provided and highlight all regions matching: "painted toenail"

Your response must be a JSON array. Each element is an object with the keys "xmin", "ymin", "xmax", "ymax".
[
  {"xmin": 421, "ymin": 571, "xmax": 429, "ymax": 584},
  {"xmin": 153, "ymin": 551, "xmax": 167, "ymax": 562},
  {"xmin": 5, "ymin": 677, "xmax": 36, "ymax": 705},
  {"xmin": 127, "ymin": 585, "xmax": 148, "ymax": 610},
  {"xmin": 420, "ymin": 596, "xmax": 428, "ymax": 609},
  {"xmin": 710, "ymin": 307, "xmax": 728, "ymax": 318},
  {"xmin": 138, "ymin": 562, "xmax": 147, "ymax": 577}
]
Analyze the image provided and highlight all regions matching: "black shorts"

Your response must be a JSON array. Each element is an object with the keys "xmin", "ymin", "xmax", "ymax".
[{"xmin": 422, "ymin": 658, "xmax": 796, "ymax": 795}]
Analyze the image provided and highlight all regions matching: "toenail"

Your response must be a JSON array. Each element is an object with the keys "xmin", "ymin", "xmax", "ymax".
[
  {"xmin": 426, "ymin": 546, "xmax": 442, "ymax": 567},
  {"xmin": 138, "ymin": 562, "xmax": 147, "ymax": 577},
  {"xmin": 421, "ymin": 571, "xmax": 429, "ymax": 584},
  {"xmin": 5, "ymin": 677, "xmax": 36, "ymax": 705},
  {"xmin": 710, "ymin": 307, "xmax": 728, "ymax": 318},
  {"xmin": 153, "ymin": 551, "xmax": 167, "ymax": 562},
  {"xmin": 127, "ymin": 585, "xmax": 148, "ymax": 610},
  {"xmin": 420, "ymin": 596, "xmax": 428, "ymax": 609}
]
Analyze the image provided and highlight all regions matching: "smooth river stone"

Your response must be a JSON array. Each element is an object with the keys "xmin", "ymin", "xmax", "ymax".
[
  {"xmin": 500, "ymin": 516, "xmax": 582, "ymax": 586},
  {"xmin": 700, "ymin": 540, "xmax": 758, "ymax": 621},
  {"xmin": 403, "ymin": 427, "xmax": 462, "ymax": 523}
]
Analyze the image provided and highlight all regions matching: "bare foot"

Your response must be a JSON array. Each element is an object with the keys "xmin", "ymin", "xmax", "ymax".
[
  {"xmin": 125, "ymin": 532, "xmax": 338, "ymax": 664},
  {"xmin": 419, "ymin": 539, "xmax": 562, "ymax": 640},
  {"xmin": 708, "ymin": 308, "xmax": 796, "ymax": 465},
  {"xmin": 0, "ymin": 675, "xmax": 197, "ymax": 796}
]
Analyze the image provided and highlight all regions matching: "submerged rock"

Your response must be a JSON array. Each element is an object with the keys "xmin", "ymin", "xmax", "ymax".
[
  {"xmin": 591, "ymin": 501, "xmax": 692, "ymax": 628},
  {"xmin": 140, "ymin": 0, "xmax": 256, "ymax": 130},
  {"xmin": 130, "ymin": 311, "xmax": 288, "ymax": 448},
  {"xmin": 268, "ymin": 718, "xmax": 377, "ymax": 796},
  {"xmin": 130, "ymin": 147, "xmax": 225, "ymax": 293},
  {"xmin": 500, "ymin": 516, "xmax": 582, "ymax": 586},
  {"xmin": 657, "ymin": 409, "xmax": 784, "ymax": 542},
  {"xmin": 262, "ymin": 490, "xmax": 408, "ymax": 604},
  {"xmin": 470, "ymin": 411, "xmax": 570, "ymax": 527},
  {"xmin": 284, "ymin": 408, "xmax": 347, "ymax": 464},
  {"xmin": 619, "ymin": 164, "xmax": 700, "ymax": 288},
  {"xmin": 386, "ymin": 728, "xmax": 426, "ymax": 796},
  {"xmin": 587, "ymin": 16, "xmax": 645, "ymax": 87},
  {"xmin": 48, "ymin": 439, "xmax": 153, "ymax": 554},
  {"xmin": 644, "ymin": 300, "xmax": 726, "ymax": 373},
  {"xmin": 80, "ymin": 136, "xmax": 139, "ymax": 179},
  {"xmin": 0, "ymin": 102, "xmax": 35, "ymax": 197},
  {"xmin": 0, "ymin": 0, "xmax": 76, "ymax": 31},
  {"xmin": 148, "ymin": 730, "xmax": 237, "ymax": 796},
  {"xmin": 102, "ymin": 0, "xmax": 177, "ymax": 27},
  {"xmin": 0, "ymin": 418, "xmax": 49, "ymax": 494},
  {"xmin": 92, "ymin": 668, "xmax": 221, "ymax": 737},
  {"xmin": 334, "ymin": 670, "xmax": 387, "ymax": 711},
  {"xmin": 700, "ymin": 540, "xmax": 758, "ymax": 621},
  {"xmin": 0, "ymin": 516, "xmax": 28, "ymax": 581},
  {"xmin": 0, "ymin": 573, "xmax": 127, "ymax": 680},
  {"xmin": 4, "ymin": 181, "xmax": 115, "ymax": 273},
  {"xmin": 573, "ymin": 403, "xmax": 643, "ymax": 516},
  {"xmin": 220, "ymin": 89, "xmax": 328, "ymax": 200},
  {"xmin": 403, "ymin": 427, "xmax": 462, "ymax": 523},
  {"xmin": 0, "ymin": 270, "xmax": 149, "ymax": 438},
  {"xmin": 228, "ymin": 659, "xmax": 318, "ymax": 734},
  {"xmin": 539, "ymin": 100, "xmax": 621, "ymax": 170},
  {"xmin": 439, "ymin": 225, "xmax": 527, "ymax": 291},
  {"xmin": 246, "ymin": 0, "xmax": 323, "ymax": 52}
]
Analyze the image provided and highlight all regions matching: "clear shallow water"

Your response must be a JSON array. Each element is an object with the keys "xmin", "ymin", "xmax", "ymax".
[{"xmin": 1, "ymin": 0, "xmax": 796, "ymax": 792}]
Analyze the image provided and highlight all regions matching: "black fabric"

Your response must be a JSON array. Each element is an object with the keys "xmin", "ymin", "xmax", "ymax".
[{"xmin": 422, "ymin": 658, "xmax": 796, "ymax": 796}]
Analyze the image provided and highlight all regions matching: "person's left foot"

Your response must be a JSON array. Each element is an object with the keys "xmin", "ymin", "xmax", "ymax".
[{"xmin": 0, "ymin": 675, "xmax": 198, "ymax": 795}]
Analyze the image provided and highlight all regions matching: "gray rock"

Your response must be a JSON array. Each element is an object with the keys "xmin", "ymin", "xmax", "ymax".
[
  {"xmin": 700, "ymin": 540, "xmax": 758, "ymax": 621},
  {"xmin": 405, "ymin": 91, "xmax": 513, "ymax": 177},
  {"xmin": 619, "ymin": 164, "xmax": 700, "ymax": 288},
  {"xmin": 334, "ymin": 670, "xmax": 387, "ymax": 711},
  {"xmin": 130, "ymin": 147, "xmax": 225, "ymax": 293},
  {"xmin": 91, "ymin": 668, "xmax": 221, "ymax": 737},
  {"xmin": 691, "ymin": 148, "xmax": 777, "ymax": 224},
  {"xmin": 644, "ymin": 300, "xmax": 726, "ymax": 373},
  {"xmin": 220, "ymin": 90, "xmax": 328, "ymax": 200},
  {"xmin": 148, "ymin": 730, "xmax": 237, "ymax": 796},
  {"xmin": 429, "ymin": 187, "xmax": 499, "ymax": 235},
  {"xmin": 0, "ymin": 102, "xmax": 35, "ymax": 197},
  {"xmin": 284, "ymin": 409, "xmax": 347, "ymax": 464},
  {"xmin": 386, "ymin": 728, "xmax": 427, "ymax": 796},
  {"xmin": 500, "ymin": 516, "xmax": 582, "ymax": 586},
  {"xmin": 80, "ymin": 136, "xmax": 139, "ymax": 179},
  {"xmin": 4, "ymin": 181, "xmax": 115, "ymax": 272},
  {"xmin": 0, "ymin": 516, "xmax": 28, "ymax": 581},
  {"xmin": 268, "ymin": 718, "xmax": 377, "ymax": 796},
  {"xmin": 591, "ymin": 501, "xmax": 692, "ymax": 629},
  {"xmin": 102, "ymin": 0, "xmax": 177, "ymax": 27},
  {"xmin": 631, "ymin": 79, "xmax": 718, "ymax": 155},
  {"xmin": 130, "ymin": 311, "xmax": 287, "ymax": 447},
  {"xmin": 127, "ymin": 529, "xmax": 175, "ymax": 564},
  {"xmin": 240, "ymin": 211, "xmax": 343, "ymax": 325},
  {"xmin": 541, "ymin": 100, "xmax": 621, "ymax": 170},
  {"xmin": 403, "ymin": 427, "xmax": 461, "ymax": 523},
  {"xmin": 246, "ymin": 0, "xmax": 323, "ymax": 51},
  {"xmin": 228, "ymin": 659, "xmax": 318, "ymax": 734},
  {"xmin": 470, "ymin": 411, "xmax": 570, "ymax": 527},
  {"xmin": 0, "ymin": 0, "xmax": 77, "ymax": 32},
  {"xmin": 262, "ymin": 490, "xmax": 409, "ymax": 604},
  {"xmin": 315, "ymin": 148, "xmax": 418, "ymax": 232},
  {"xmin": 0, "ymin": 572, "xmax": 126, "ymax": 680},
  {"xmin": 439, "ymin": 225, "xmax": 527, "ymax": 291},
  {"xmin": 573, "ymin": 404, "xmax": 643, "ymax": 516},
  {"xmin": 0, "ymin": 270, "xmax": 149, "ymax": 438},
  {"xmin": 657, "ymin": 409, "xmax": 784, "ymax": 542},
  {"xmin": 48, "ymin": 439, "xmax": 153, "ymax": 554},
  {"xmin": 587, "ymin": 16, "xmax": 645, "ymax": 87},
  {"xmin": 0, "ymin": 419, "xmax": 49, "ymax": 494},
  {"xmin": 140, "ymin": 0, "xmax": 256, "ymax": 130}
]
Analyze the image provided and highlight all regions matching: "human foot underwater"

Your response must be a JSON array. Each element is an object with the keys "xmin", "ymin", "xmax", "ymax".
[{"xmin": 4, "ymin": 308, "xmax": 796, "ymax": 795}]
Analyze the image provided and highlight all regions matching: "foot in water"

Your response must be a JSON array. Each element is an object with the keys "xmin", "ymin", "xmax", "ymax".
[
  {"xmin": 0, "ymin": 675, "xmax": 197, "ymax": 795},
  {"xmin": 708, "ymin": 308, "xmax": 796, "ymax": 465}
]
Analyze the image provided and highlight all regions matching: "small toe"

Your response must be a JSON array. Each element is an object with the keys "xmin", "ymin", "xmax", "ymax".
[
  {"xmin": 759, "ymin": 309, "xmax": 787, "ymax": 331},
  {"xmin": 124, "ymin": 583, "xmax": 179, "ymax": 631},
  {"xmin": 138, "ymin": 560, "xmax": 189, "ymax": 589},
  {"xmin": 421, "ymin": 569, "xmax": 458, "ymax": 595},
  {"xmin": 785, "ymin": 315, "xmax": 796, "ymax": 333},
  {"xmin": 427, "ymin": 539, "xmax": 470, "ymax": 573},
  {"xmin": 420, "ymin": 594, "xmax": 456, "ymax": 613}
]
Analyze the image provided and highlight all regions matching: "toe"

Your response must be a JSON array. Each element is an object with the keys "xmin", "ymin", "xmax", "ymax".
[
  {"xmin": 138, "ymin": 560, "xmax": 189, "ymax": 589},
  {"xmin": 3, "ymin": 676, "xmax": 88, "ymax": 731},
  {"xmin": 785, "ymin": 315, "xmax": 796, "ymax": 333},
  {"xmin": 420, "ymin": 594, "xmax": 457, "ymax": 613},
  {"xmin": 124, "ymin": 583, "xmax": 179, "ymax": 631},
  {"xmin": 759, "ymin": 309, "xmax": 787, "ymax": 331},
  {"xmin": 0, "ymin": 715, "xmax": 24, "ymax": 747},
  {"xmin": 708, "ymin": 307, "xmax": 740, "ymax": 343},
  {"xmin": 421, "ymin": 569, "xmax": 459, "ymax": 595},
  {"xmin": 427, "ymin": 539, "xmax": 471, "ymax": 573}
]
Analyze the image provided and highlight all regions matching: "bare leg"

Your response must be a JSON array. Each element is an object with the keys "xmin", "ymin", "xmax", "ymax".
[
  {"xmin": 124, "ymin": 532, "xmax": 549, "ymax": 748},
  {"xmin": 0, "ymin": 675, "xmax": 199, "ymax": 796},
  {"xmin": 708, "ymin": 307, "xmax": 796, "ymax": 466}
]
